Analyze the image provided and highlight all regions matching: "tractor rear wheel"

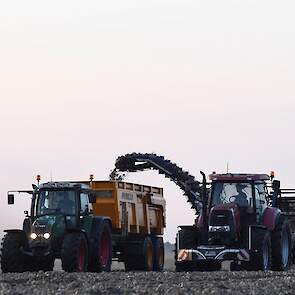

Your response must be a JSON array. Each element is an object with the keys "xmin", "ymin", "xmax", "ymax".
[
  {"xmin": 152, "ymin": 237, "xmax": 164, "ymax": 271},
  {"xmin": 1, "ymin": 232, "xmax": 25, "ymax": 273},
  {"xmin": 88, "ymin": 220, "xmax": 112, "ymax": 272},
  {"xmin": 271, "ymin": 216, "xmax": 291, "ymax": 271},
  {"xmin": 61, "ymin": 232, "xmax": 88, "ymax": 272},
  {"xmin": 124, "ymin": 236, "xmax": 154, "ymax": 271},
  {"xmin": 248, "ymin": 229, "xmax": 272, "ymax": 271}
]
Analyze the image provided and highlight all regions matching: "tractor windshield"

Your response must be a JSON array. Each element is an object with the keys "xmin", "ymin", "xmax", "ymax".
[
  {"xmin": 211, "ymin": 182, "xmax": 253, "ymax": 207},
  {"xmin": 36, "ymin": 190, "xmax": 76, "ymax": 216}
]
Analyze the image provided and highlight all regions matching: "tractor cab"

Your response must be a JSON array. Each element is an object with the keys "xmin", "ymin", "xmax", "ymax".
[
  {"xmin": 27, "ymin": 182, "xmax": 93, "ymax": 248},
  {"xmin": 207, "ymin": 174, "xmax": 271, "ymax": 247},
  {"xmin": 33, "ymin": 182, "xmax": 93, "ymax": 220}
]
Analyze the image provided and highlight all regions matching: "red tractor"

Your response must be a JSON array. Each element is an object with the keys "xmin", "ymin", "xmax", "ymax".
[
  {"xmin": 112, "ymin": 153, "xmax": 295, "ymax": 271},
  {"xmin": 176, "ymin": 172, "xmax": 294, "ymax": 271}
]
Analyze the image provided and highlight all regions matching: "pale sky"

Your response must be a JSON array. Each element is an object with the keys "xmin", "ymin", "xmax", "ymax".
[{"xmin": 1, "ymin": 1, "xmax": 295, "ymax": 241}]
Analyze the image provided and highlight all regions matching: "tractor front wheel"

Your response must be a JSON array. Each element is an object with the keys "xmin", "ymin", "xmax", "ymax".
[
  {"xmin": 1, "ymin": 232, "xmax": 26, "ymax": 273},
  {"xmin": 248, "ymin": 229, "xmax": 272, "ymax": 271},
  {"xmin": 61, "ymin": 232, "xmax": 88, "ymax": 272}
]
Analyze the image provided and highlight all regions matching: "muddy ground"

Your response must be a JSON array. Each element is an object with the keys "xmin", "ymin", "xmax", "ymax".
[{"xmin": 0, "ymin": 265, "xmax": 295, "ymax": 295}]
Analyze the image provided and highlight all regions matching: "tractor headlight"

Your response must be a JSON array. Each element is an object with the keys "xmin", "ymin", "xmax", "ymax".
[
  {"xmin": 43, "ymin": 233, "xmax": 51, "ymax": 240},
  {"xmin": 30, "ymin": 233, "xmax": 37, "ymax": 240}
]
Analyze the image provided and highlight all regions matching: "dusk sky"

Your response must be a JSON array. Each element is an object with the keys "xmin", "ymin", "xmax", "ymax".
[{"xmin": 1, "ymin": 1, "xmax": 295, "ymax": 241}]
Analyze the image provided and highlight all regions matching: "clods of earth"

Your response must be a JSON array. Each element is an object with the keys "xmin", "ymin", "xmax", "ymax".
[{"xmin": 0, "ymin": 270, "xmax": 295, "ymax": 295}]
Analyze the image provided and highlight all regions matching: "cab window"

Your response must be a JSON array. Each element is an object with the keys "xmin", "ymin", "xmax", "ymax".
[
  {"xmin": 211, "ymin": 182, "xmax": 253, "ymax": 207},
  {"xmin": 80, "ymin": 192, "xmax": 92, "ymax": 213},
  {"xmin": 255, "ymin": 183, "xmax": 267, "ymax": 217}
]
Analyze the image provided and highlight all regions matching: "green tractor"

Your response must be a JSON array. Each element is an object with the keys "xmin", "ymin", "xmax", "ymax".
[{"xmin": 1, "ymin": 181, "xmax": 112, "ymax": 272}]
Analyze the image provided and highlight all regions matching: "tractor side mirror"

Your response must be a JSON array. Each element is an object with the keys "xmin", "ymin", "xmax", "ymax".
[
  {"xmin": 8, "ymin": 194, "xmax": 14, "ymax": 205},
  {"xmin": 272, "ymin": 180, "xmax": 281, "ymax": 191},
  {"xmin": 89, "ymin": 193, "xmax": 96, "ymax": 203}
]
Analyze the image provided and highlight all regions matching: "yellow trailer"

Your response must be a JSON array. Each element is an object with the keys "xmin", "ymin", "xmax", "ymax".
[{"xmin": 82, "ymin": 180, "xmax": 166, "ymax": 271}]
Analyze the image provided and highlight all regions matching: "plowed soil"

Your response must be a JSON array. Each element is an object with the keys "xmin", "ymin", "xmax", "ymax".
[{"xmin": 0, "ymin": 269, "xmax": 294, "ymax": 295}]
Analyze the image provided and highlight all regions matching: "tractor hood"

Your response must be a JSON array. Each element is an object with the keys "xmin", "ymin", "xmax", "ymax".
[
  {"xmin": 209, "ymin": 203, "xmax": 241, "ymax": 233},
  {"xmin": 208, "ymin": 203, "xmax": 241, "ymax": 245},
  {"xmin": 31, "ymin": 214, "xmax": 66, "ymax": 239}
]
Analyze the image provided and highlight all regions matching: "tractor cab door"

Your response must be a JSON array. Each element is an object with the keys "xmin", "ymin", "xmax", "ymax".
[
  {"xmin": 254, "ymin": 182, "xmax": 268, "ymax": 222},
  {"xmin": 78, "ymin": 191, "xmax": 93, "ymax": 235}
]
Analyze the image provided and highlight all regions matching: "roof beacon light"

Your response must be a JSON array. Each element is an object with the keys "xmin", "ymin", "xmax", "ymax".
[
  {"xmin": 36, "ymin": 175, "xmax": 41, "ymax": 186},
  {"xmin": 270, "ymin": 171, "xmax": 275, "ymax": 180},
  {"xmin": 90, "ymin": 174, "xmax": 94, "ymax": 181}
]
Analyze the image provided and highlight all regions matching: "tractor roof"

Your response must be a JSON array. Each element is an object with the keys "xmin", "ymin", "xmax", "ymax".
[
  {"xmin": 39, "ymin": 182, "xmax": 90, "ymax": 190},
  {"xmin": 209, "ymin": 173, "xmax": 270, "ymax": 182}
]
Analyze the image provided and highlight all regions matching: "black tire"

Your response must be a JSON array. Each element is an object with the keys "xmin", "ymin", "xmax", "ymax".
[
  {"xmin": 271, "ymin": 216, "xmax": 292, "ymax": 271},
  {"xmin": 152, "ymin": 237, "xmax": 164, "ymax": 271},
  {"xmin": 124, "ymin": 236, "xmax": 154, "ymax": 271},
  {"xmin": 178, "ymin": 227, "xmax": 197, "ymax": 249},
  {"xmin": 88, "ymin": 221, "xmax": 112, "ymax": 272},
  {"xmin": 1, "ymin": 232, "xmax": 26, "ymax": 273},
  {"xmin": 248, "ymin": 229, "xmax": 272, "ymax": 271},
  {"xmin": 61, "ymin": 232, "xmax": 88, "ymax": 272},
  {"xmin": 175, "ymin": 227, "xmax": 198, "ymax": 271}
]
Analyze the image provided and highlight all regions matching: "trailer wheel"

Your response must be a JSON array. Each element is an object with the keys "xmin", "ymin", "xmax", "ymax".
[
  {"xmin": 248, "ymin": 229, "xmax": 272, "ymax": 271},
  {"xmin": 271, "ymin": 216, "xmax": 291, "ymax": 271},
  {"xmin": 124, "ymin": 236, "xmax": 154, "ymax": 271},
  {"xmin": 88, "ymin": 221, "xmax": 112, "ymax": 272},
  {"xmin": 152, "ymin": 237, "xmax": 164, "ymax": 271},
  {"xmin": 1, "ymin": 232, "xmax": 25, "ymax": 273},
  {"xmin": 61, "ymin": 232, "xmax": 88, "ymax": 272}
]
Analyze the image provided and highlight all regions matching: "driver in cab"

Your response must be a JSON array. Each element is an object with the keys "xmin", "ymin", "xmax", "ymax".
[
  {"xmin": 57, "ymin": 192, "xmax": 75, "ymax": 215},
  {"xmin": 232, "ymin": 184, "xmax": 249, "ymax": 207}
]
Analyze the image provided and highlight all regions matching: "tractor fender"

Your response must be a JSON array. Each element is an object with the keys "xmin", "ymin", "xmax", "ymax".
[
  {"xmin": 65, "ymin": 228, "xmax": 90, "ymax": 246},
  {"xmin": 90, "ymin": 216, "xmax": 112, "ymax": 238},
  {"xmin": 3, "ymin": 229, "xmax": 29, "ymax": 249},
  {"xmin": 262, "ymin": 207, "xmax": 281, "ymax": 230},
  {"xmin": 4, "ymin": 229, "xmax": 24, "ymax": 234},
  {"xmin": 88, "ymin": 217, "xmax": 112, "ymax": 258},
  {"xmin": 3, "ymin": 229, "xmax": 27, "ymax": 240}
]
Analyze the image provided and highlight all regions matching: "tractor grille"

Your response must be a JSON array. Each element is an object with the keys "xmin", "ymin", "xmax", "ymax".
[{"xmin": 209, "ymin": 211, "xmax": 233, "ymax": 226}]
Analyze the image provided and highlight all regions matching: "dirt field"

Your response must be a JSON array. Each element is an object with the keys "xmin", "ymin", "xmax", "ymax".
[
  {"xmin": 0, "ymin": 246, "xmax": 293, "ymax": 294},
  {"xmin": 1, "ymin": 269, "xmax": 295, "ymax": 295}
]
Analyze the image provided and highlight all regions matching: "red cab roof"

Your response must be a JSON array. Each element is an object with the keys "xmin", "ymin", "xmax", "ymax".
[{"xmin": 209, "ymin": 173, "xmax": 270, "ymax": 181}]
